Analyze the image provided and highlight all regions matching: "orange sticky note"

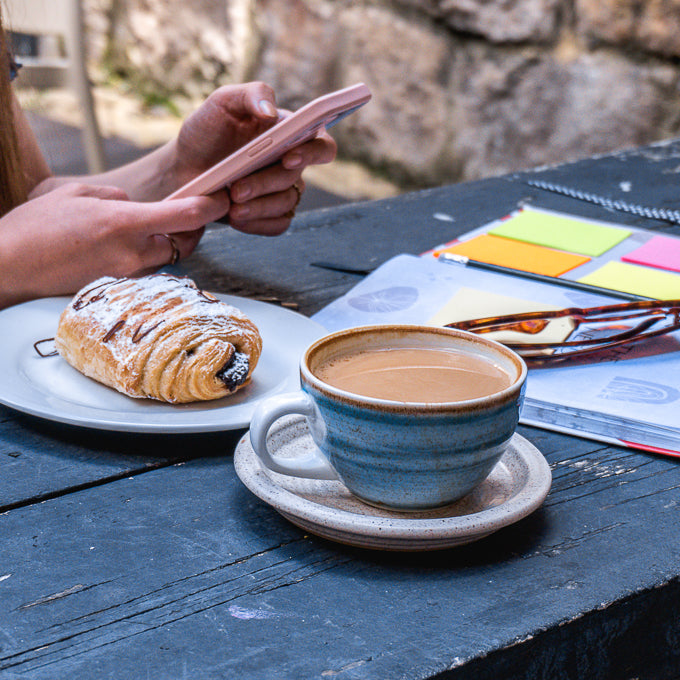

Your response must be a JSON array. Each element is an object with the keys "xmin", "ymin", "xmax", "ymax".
[{"xmin": 436, "ymin": 234, "xmax": 590, "ymax": 277}]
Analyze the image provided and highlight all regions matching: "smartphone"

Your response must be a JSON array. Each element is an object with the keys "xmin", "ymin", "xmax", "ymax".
[{"xmin": 165, "ymin": 82, "xmax": 372, "ymax": 200}]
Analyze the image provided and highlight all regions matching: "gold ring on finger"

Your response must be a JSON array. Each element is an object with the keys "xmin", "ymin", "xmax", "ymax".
[
  {"xmin": 285, "ymin": 181, "xmax": 304, "ymax": 218},
  {"xmin": 161, "ymin": 233, "xmax": 180, "ymax": 266}
]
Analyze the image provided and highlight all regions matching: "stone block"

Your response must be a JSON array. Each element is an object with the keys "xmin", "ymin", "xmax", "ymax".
[
  {"xmin": 576, "ymin": 0, "xmax": 680, "ymax": 58},
  {"xmin": 250, "ymin": 0, "xmax": 341, "ymax": 109},
  {"xmin": 395, "ymin": 0, "xmax": 564, "ymax": 43},
  {"xmin": 76, "ymin": 0, "xmax": 680, "ymax": 190},
  {"xmin": 331, "ymin": 5, "xmax": 458, "ymax": 186},
  {"xmin": 451, "ymin": 46, "xmax": 679, "ymax": 179}
]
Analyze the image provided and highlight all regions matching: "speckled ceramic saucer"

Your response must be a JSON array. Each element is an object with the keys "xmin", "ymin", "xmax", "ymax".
[{"xmin": 234, "ymin": 416, "xmax": 552, "ymax": 551}]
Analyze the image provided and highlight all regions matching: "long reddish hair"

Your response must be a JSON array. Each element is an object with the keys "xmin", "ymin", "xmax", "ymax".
[{"xmin": 0, "ymin": 6, "xmax": 27, "ymax": 216}]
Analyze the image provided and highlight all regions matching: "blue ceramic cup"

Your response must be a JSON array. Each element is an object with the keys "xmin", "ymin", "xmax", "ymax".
[{"xmin": 249, "ymin": 325, "xmax": 527, "ymax": 510}]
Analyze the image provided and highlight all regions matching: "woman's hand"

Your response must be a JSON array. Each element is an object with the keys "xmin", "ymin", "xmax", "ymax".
[
  {"xmin": 0, "ymin": 182, "xmax": 230, "ymax": 308},
  {"xmin": 169, "ymin": 82, "xmax": 337, "ymax": 235}
]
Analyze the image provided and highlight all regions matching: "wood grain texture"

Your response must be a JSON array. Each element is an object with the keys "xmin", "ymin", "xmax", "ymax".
[
  {"xmin": 1, "ymin": 431, "xmax": 679, "ymax": 679},
  {"xmin": 2, "ymin": 151, "xmax": 680, "ymax": 678}
]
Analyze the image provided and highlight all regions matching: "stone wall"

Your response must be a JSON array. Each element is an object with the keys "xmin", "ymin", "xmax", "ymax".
[{"xmin": 84, "ymin": 0, "xmax": 680, "ymax": 190}]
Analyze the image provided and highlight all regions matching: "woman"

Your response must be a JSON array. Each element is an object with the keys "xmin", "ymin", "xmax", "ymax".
[{"xmin": 0, "ymin": 10, "xmax": 336, "ymax": 309}]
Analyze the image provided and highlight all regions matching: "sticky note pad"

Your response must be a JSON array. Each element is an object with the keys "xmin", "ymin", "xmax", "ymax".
[
  {"xmin": 489, "ymin": 209, "xmax": 632, "ymax": 257},
  {"xmin": 622, "ymin": 235, "xmax": 680, "ymax": 273},
  {"xmin": 437, "ymin": 234, "xmax": 590, "ymax": 276},
  {"xmin": 578, "ymin": 261, "xmax": 680, "ymax": 299}
]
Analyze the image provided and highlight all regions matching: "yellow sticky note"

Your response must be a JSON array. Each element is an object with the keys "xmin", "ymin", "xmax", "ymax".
[
  {"xmin": 429, "ymin": 287, "xmax": 575, "ymax": 345},
  {"xmin": 489, "ymin": 208, "xmax": 631, "ymax": 257},
  {"xmin": 436, "ymin": 234, "xmax": 590, "ymax": 277},
  {"xmin": 578, "ymin": 261, "xmax": 680, "ymax": 299}
]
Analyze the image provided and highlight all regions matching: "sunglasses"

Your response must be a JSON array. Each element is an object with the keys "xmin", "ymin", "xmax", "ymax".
[{"xmin": 446, "ymin": 299, "xmax": 680, "ymax": 364}]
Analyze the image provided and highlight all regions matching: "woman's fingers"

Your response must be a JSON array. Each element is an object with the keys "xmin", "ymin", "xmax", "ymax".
[
  {"xmin": 229, "ymin": 164, "xmax": 302, "ymax": 204},
  {"xmin": 146, "ymin": 228, "xmax": 201, "ymax": 270},
  {"xmin": 229, "ymin": 179, "xmax": 304, "ymax": 225},
  {"xmin": 228, "ymin": 134, "xmax": 335, "ymax": 204},
  {"xmin": 282, "ymin": 132, "xmax": 338, "ymax": 170},
  {"xmin": 44, "ymin": 184, "xmax": 226, "ymax": 272},
  {"xmin": 207, "ymin": 81, "xmax": 278, "ymax": 121},
  {"xmin": 47, "ymin": 183, "xmax": 231, "ymax": 236},
  {"xmin": 157, "ymin": 226, "xmax": 205, "ymax": 264},
  {"xmin": 115, "ymin": 190, "xmax": 231, "ymax": 237},
  {"xmin": 227, "ymin": 215, "xmax": 295, "ymax": 237},
  {"xmin": 241, "ymin": 81, "xmax": 279, "ymax": 120}
]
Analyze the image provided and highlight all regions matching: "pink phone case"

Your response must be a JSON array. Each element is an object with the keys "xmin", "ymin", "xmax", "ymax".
[{"xmin": 165, "ymin": 83, "xmax": 372, "ymax": 200}]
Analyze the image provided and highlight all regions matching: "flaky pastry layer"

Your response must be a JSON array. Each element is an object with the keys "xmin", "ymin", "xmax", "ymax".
[{"xmin": 55, "ymin": 274, "xmax": 262, "ymax": 403}]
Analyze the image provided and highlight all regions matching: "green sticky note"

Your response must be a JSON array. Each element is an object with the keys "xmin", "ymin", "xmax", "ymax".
[
  {"xmin": 578, "ymin": 261, "xmax": 680, "ymax": 299},
  {"xmin": 489, "ymin": 209, "xmax": 631, "ymax": 257}
]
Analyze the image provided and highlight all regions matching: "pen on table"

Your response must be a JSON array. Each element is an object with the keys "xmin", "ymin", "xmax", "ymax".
[{"xmin": 437, "ymin": 252, "xmax": 652, "ymax": 301}]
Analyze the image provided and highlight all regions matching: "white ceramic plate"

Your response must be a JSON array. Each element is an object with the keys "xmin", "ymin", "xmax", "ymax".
[
  {"xmin": 0, "ymin": 295, "xmax": 326, "ymax": 433},
  {"xmin": 235, "ymin": 416, "xmax": 552, "ymax": 551}
]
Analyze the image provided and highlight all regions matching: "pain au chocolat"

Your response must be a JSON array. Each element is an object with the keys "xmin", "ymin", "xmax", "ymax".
[{"xmin": 55, "ymin": 274, "xmax": 262, "ymax": 403}]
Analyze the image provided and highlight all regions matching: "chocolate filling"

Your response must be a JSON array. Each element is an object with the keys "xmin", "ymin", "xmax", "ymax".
[{"xmin": 216, "ymin": 351, "xmax": 250, "ymax": 391}]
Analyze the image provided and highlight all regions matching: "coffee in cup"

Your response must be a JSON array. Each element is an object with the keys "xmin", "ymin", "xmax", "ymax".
[
  {"xmin": 314, "ymin": 345, "xmax": 513, "ymax": 403},
  {"xmin": 249, "ymin": 325, "xmax": 526, "ymax": 510}
]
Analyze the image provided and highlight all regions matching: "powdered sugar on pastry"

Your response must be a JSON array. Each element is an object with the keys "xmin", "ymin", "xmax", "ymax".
[{"xmin": 55, "ymin": 274, "xmax": 263, "ymax": 403}]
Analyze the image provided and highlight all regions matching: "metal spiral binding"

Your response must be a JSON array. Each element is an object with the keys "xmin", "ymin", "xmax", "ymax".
[{"xmin": 526, "ymin": 179, "xmax": 680, "ymax": 226}]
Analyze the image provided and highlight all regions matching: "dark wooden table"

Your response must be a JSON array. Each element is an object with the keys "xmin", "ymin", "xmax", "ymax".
[{"xmin": 3, "ymin": 140, "xmax": 680, "ymax": 679}]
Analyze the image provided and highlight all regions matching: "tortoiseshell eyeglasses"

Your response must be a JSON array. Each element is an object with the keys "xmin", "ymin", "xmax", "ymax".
[{"xmin": 446, "ymin": 299, "xmax": 680, "ymax": 364}]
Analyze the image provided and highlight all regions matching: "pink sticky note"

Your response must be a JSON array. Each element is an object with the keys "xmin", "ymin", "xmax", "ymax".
[{"xmin": 622, "ymin": 235, "xmax": 680, "ymax": 273}]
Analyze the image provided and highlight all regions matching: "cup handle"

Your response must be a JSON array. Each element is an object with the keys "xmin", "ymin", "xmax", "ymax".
[{"xmin": 249, "ymin": 392, "xmax": 338, "ymax": 480}]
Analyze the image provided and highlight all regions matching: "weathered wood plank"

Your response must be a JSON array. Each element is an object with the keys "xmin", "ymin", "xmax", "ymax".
[
  {"xmin": 3, "ymin": 145, "xmax": 680, "ymax": 679},
  {"xmin": 0, "ymin": 412, "xmax": 242, "ymax": 511},
  {"xmin": 1, "ymin": 423, "xmax": 680, "ymax": 679}
]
